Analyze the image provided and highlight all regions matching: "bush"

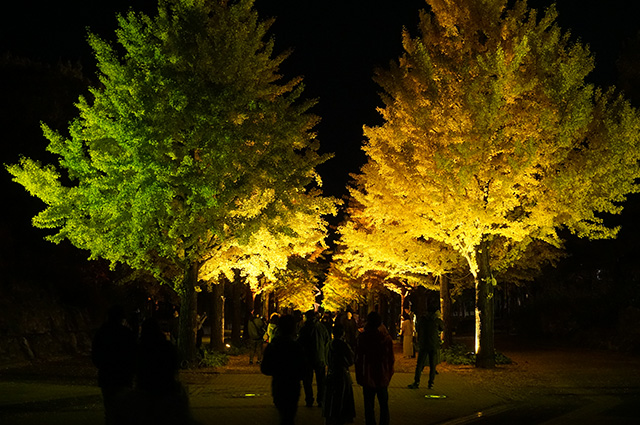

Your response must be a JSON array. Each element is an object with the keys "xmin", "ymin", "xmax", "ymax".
[
  {"xmin": 441, "ymin": 344, "xmax": 476, "ymax": 365},
  {"xmin": 201, "ymin": 349, "xmax": 229, "ymax": 368},
  {"xmin": 441, "ymin": 344, "xmax": 512, "ymax": 365}
]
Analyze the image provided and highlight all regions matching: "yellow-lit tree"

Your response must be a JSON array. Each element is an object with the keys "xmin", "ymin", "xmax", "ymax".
[
  {"xmin": 199, "ymin": 190, "xmax": 335, "ymax": 291},
  {"xmin": 197, "ymin": 189, "xmax": 336, "ymax": 348},
  {"xmin": 335, "ymin": 192, "xmax": 562, "ymax": 346},
  {"xmin": 353, "ymin": 0, "xmax": 640, "ymax": 367},
  {"xmin": 333, "ymin": 196, "xmax": 459, "ymax": 327},
  {"xmin": 322, "ymin": 262, "xmax": 367, "ymax": 311},
  {"xmin": 272, "ymin": 255, "xmax": 325, "ymax": 311}
]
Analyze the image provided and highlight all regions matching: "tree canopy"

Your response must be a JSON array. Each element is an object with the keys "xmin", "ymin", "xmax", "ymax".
[
  {"xmin": 6, "ymin": 0, "xmax": 336, "ymax": 360},
  {"xmin": 348, "ymin": 0, "xmax": 640, "ymax": 367}
]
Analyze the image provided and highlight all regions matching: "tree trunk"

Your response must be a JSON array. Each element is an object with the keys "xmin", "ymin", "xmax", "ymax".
[
  {"xmin": 367, "ymin": 288, "xmax": 375, "ymax": 313},
  {"xmin": 474, "ymin": 236, "xmax": 495, "ymax": 368},
  {"xmin": 209, "ymin": 280, "xmax": 226, "ymax": 352},
  {"xmin": 400, "ymin": 289, "xmax": 407, "ymax": 337},
  {"xmin": 380, "ymin": 291, "xmax": 390, "ymax": 335},
  {"xmin": 261, "ymin": 291, "xmax": 269, "ymax": 319},
  {"xmin": 178, "ymin": 262, "xmax": 198, "ymax": 365},
  {"xmin": 439, "ymin": 274, "xmax": 453, "ymax": 350},
  {"xmin": 244, "ymin": 283, "xmax": 255, "ymax": 341},
  {"xmin": 231, "ymin": 276, "xmax": 243, "ymax": 347}
]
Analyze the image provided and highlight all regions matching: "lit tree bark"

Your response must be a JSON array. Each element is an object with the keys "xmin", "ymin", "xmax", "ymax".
[
  {"xmin": 261, "ymin": 292, "xmax": 270, "ymax": 319},
  {"xmin": 209, "ymin": 280, "xmax": 225, "ymax": 352},
  {"xmin": 380, "ymin": 292, "xmax": 390, "ymax": 335},
  {"xmin": 439, "ymin": 274, "xmax": 453, "ymax": 350},
  {"xmin": 400, "ymin": 288, "xmax": 408, "ymax": 334}
]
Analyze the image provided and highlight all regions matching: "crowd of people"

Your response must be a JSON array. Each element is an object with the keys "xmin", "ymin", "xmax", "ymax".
[
  {"xmin": 92, "ymin": 304, "xmax": 443, "ymax": 425},
  {"xmin": 259, "ymin": 306, "xmax": 444, "ymax": 425}
]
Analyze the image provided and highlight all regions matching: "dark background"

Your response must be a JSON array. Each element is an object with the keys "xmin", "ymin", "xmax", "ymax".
[
  {"xmin": 1, "ymin": 0, "xmax": 640, "ymax": 349},
  {"xmin": 4, "ymin": 0, "xmax": 639, "ymax": 196}
]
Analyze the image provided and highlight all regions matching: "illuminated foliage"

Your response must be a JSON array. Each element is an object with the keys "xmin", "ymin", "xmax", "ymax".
[
  {"xmin": 272, "ymin": 255, "xmax": 325, "ymax": 310},
  {"xmin": 337, "ymin": 197, "xmax": 463, "ymax": 279},
  {"xmin": 333, "ymin": 189, "xmax": 561, "ymax": 323},
  {"xmin": 491, "ymin": 236, "xmax": 565, "ymax": 284},
  {"xmin": 322, "ymin": 262, "xmax": 367, "ymax": 311},
  {"xmin": 199, "ymin": 189, "xmax": 336, "ymax": 294},
  {"xmin": 6, "ymin": 0, "xmax": 335, "ymax": 360},
  {"xmin": 351, "ymin": 0, "xmax": 640, "ymax": 367}
]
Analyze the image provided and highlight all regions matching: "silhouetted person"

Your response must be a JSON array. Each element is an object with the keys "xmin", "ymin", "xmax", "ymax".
[
  {"xmin": 298, "ymin": 309, "xmax": 330, "ymax": 407},
  {"xmin": 247, "ymin": 311, "xmax": 266, "ymax": 364},
  {"xmin": 341, "ymin": 310, "xmax": 358, "ymax": 352},
  {"xmin": 136, "ymin": 318, "xmax": 181, "ymax": 394},
  {"xmin": 112, "ymin": 318, "xmax": 198, "ymax": 425},
  {"xmin": 130, "ymin": 308, "xmax": 142, "ymax": 340},
  {"xmin": 355, "ymin": 311, "xmax": 395, "ymax": 425},
  {"xmin": 408, "ymin": 310, "xmax": 444, "ymax": 389},
  {"xmin": 293, "ymin": 309, "xmax": 304, "ymax": 338},
  {"xmin": 265, "ymin": 312, "xmax": 280, "ymax": 344},
  {"xmin": 261, "ymin": 314, "xmax": 305, "ymax": 425},
  {"xmin": 196, "ymin": 312, "xmax": 207, "ymax": 354},
  {"xmin": 323, "ymin": 324, "xmax": 356, "ymax": 425},
  {"xmin": 92, "ymin": 305, "xmax": 137, "ymax": 424},
  {"xmin": 321, "ymin": 310, "xmax": 334, "ymax": 336}
]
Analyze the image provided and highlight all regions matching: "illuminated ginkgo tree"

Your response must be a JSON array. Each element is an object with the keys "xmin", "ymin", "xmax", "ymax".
[
  {"xmin": 334, "ymin": 192, "xmax": 562, "ymax": 348},
  {"xmin": 198, "ymin": 200, "xmax": 335, "ymax": 348},
  {"xmin": 6, "ymin": 0, "xmax": 336, "ymax": 362},
  {"xmin": 332, "ymin": 198, "xmax": 459, "ymax": 321},
  {"xmin": 200, "ymin": 191, "xmax": 335, "ymax": 292},
  {"xmin": 351, "ymin": 0, "xmax": 640, "ymax": 367}
]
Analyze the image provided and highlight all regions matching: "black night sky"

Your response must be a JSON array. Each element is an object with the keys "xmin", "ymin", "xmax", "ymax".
[
  {"xmin": 1, "ymin": 0, "xmax": 640, "ymax": 296},
  {"xmin": 3, "ymin": 0, "xmax": 638, "ymax": 195}
]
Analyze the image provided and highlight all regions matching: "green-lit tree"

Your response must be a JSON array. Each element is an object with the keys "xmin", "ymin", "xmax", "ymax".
[
  {"xmin": 6, "ymin": 0, "xmax": 335, "ymax": 362},
  {"xmin": 352, "ymin": 0, "xmax": 640, "ymax": 367}
]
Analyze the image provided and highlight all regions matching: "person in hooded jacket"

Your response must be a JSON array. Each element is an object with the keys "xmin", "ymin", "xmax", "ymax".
[{"xmin": 355, "ymin": 311, "xmax": 395, "ymax": 425}]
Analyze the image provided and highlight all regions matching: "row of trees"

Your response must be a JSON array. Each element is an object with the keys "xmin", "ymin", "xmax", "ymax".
[{"xmin": 7, "ymin": 0, "xmax": 640, "ymax": 367}]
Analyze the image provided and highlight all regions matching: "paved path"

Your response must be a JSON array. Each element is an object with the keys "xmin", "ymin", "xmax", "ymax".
[
  {"xmin": 1, "ymin": 342, "xmax": 639, "ymax": 424},
  {"xmin": 0, "ymin": 372, "xmax": 507, "ymax": 425}
]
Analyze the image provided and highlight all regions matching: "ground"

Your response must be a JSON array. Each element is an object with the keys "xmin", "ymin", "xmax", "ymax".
[{"xmin": 1, "ymin": 335, "xmax": 639, "ymax": 424}]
